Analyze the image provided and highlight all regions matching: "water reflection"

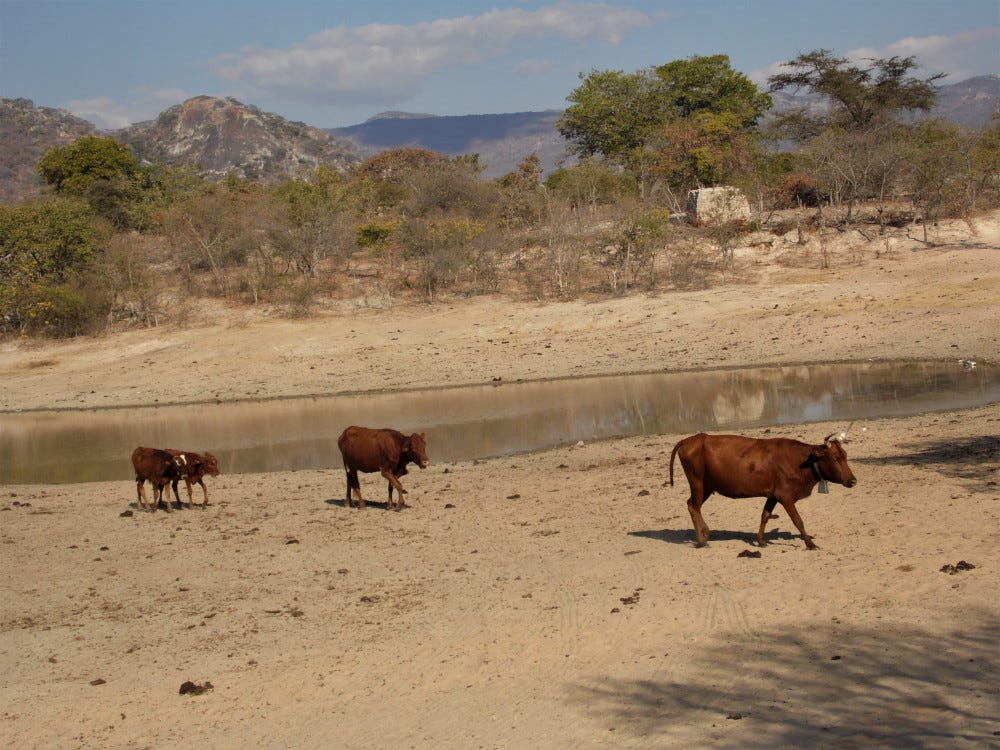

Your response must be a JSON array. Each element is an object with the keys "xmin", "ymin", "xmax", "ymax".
[{"xmin": 1, "ymin": 361, "xmax": 997, "ymax": 485}]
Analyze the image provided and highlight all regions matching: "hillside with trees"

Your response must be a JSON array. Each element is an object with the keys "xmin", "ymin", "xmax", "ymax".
[
  {"xmin": 0, "ymin": 98, "xmax": 98, "ymax": 203},
  {"xmin": 1, "ymin": 52, "xmax": 998, "ymax": 340}
]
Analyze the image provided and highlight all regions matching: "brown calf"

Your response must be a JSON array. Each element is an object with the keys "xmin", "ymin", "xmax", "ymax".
[
  {"xmin": 165, "ymin": 449, "xmax": 220, "ymax": 509},
  {"xmin": 337, "ymin": 426, "xmax": 429, "ymax": 510},
  {"xmin": 669, "ymin": 432, "xmax": 857, "ymax": 549},
  {"xmin": 130, "ymin": 446, "xmax": 184, "ymax": 513}
]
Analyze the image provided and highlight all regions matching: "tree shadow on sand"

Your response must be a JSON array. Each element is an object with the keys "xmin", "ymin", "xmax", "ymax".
[
  {"xmin": 570, "ymin": 612, "xmax": 999, "ymax": 748},
  {"xmin": 854, "ymin": 435, "xmax": 1000, "ymax": 494}
]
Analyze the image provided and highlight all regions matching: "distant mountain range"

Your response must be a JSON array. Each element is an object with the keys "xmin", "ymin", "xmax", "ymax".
[
  {"xmin": 329, "ymin": 109, "xmax": 568, "ymax": 178},
  {"xmin": 926, "ymin": 74, "xmax": 1000, "ymax": 128},
  {"xmin": 1, "ymin": 75, "xmax": 996, "ymax": 203}
]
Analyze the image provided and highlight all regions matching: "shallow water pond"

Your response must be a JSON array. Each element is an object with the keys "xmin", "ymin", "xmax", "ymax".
[{"xmin": 1, "ymin": 360, "xmax": 997, "ymax": 484}]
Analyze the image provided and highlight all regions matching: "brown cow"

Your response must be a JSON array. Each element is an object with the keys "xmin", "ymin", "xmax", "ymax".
[
  {"xmin": 130, "ymin": 446, "xmax": 184, "ymax": 513},
  {"xmin": 165, "ymin": 449, "xmax": 220, "ymax": 509},
  {"xmin": 669, "ymin": 432, "xmax": 857, "ymax": 550},
  {"xmin": 337, "ymin": 426, "xmax": 429, "ymax": 510}
]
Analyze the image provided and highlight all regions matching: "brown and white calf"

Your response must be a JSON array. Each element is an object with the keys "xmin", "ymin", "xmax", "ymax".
[
  {"xmin": 165, "ymin": 449, "xmax": 220, "ymax": 509},
  {"xmin": 130, "ymin": 446, "xmax": 184, "ymax": 512}
]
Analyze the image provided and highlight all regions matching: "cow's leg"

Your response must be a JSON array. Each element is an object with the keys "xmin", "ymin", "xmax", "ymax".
[
  {"xmin": 346, "ymin": 469, "xmax": 364, "ymax": 508},
  {"xmin": 380, "ymin": 469, "xmax": 407, "ymax": 510},
  {"xmin": 136, "ymin": 479, "xmax": 150, "ymax": 511},
  {"xmin": 171, "ymin": 479, "xmax": 184, "ymax": 509},
  {"xmin": 184, "ymin": 479, "xmax": 195, "ymax": 509},
  {"xmin": 159, "ymin": 482, "xmax": 174, "ymax": 513},
  {"xmin": 686, "ymin": 490, "xmax": 710, "ymax": 547},
  {"xmin": 197, "ymin": 479, "xmax": 209, "ymax": 508},
  {"xmin": 779, "ymin": 498, "xmax": 816, "ymax": 550},
  {"xmin": 757, "ymin": 497, "xmax": 780, "ymax": 546}
]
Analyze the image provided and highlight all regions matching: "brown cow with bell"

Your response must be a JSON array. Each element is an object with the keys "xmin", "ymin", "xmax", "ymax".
[{"xmin": 670, "ymin": 430, "xmax": 857, "ymax": 549}]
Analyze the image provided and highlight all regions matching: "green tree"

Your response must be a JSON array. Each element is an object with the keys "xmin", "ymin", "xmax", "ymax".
[
  {"xmin": 558, "ymin": 55, "xmax": 771, "ymax": 164},
  {"xmin": 768, "ymin": 50, "xmax": 943, "ymax": 138},
  {"xmin": 38, "ymin": 135, "xmax": 139, "ymax": 193},
  {"xmin": 650, "ymin": 54, "xmax": 772, "ymax": 127},
  {"xmin": 558, "ymin": 68, "xmax": 658, "ymax": 161},
  {"xmin": 37, "ymin": 135, "xmax": 157, "ymax": 230},
  {"xmin": 649, "ymin": 111, "xmax": 759, "ymax": 190},
  {"xmin": 0, "ymin": 198, "xmax": 111, "ymax": 336}
]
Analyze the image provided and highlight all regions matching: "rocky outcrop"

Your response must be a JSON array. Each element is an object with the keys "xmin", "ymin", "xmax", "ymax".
[
  {"xmin": 685, "ymin": 187, "xmax": 752, "ymax": 225},
  {"xmin": 0, "ymin": 98, "xmax": 97, "ymax": 202},
  {"xmin": 120, "ymin": 96, "xmax": 359, "ymax": 182}
]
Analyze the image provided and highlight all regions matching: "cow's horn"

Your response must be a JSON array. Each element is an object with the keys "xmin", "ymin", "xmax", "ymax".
[
  {"xmin": 840, "ymin": 421, "xmax": 854, "ymax": 442},
  {"xmin": 823, "ymin": 432, "xmax": 838, "ymax": 445}
]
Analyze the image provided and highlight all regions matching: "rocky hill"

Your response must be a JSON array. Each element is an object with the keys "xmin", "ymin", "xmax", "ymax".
[
  {"xmin": 119, "ymin": 96, "xmax": 360, "ymax": 182},
  {"xmin": 929, "ymin": 74, "xmax": 999, "ymax": 128},
  {"xmin": 0, "ymin": 98, "xmax": 97, "ymax": 202}
]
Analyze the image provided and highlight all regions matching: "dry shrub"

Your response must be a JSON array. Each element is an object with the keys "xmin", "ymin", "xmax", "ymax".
[
  {"xmin": 665, "ymin": 239, "xmax": 711, "ymax": 289},
  {"xmin": 100, "ymin": 233, "xmax": 167, "ymax": 328},
  {"xmin": 774, "ymin": 174, "xmax": 823, "ymax": 209}
]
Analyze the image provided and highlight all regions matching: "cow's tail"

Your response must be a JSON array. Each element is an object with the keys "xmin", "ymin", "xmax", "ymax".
[{"xmin": 669, "ymin": 440, "xmax": 683, "ymax": 487}]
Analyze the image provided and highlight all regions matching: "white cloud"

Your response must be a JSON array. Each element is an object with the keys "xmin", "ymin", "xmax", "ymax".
[
  {"xmin": 752, "ymin": 28, "xmax": 1000, "ymax": 87},
  {"xmin": 65, "ymin": 87, "xmax": 189, "ymax": 130},
  {"xmin": 847, "ymin": 27, "xmax": 1000, "ymax": 81},
  {"xmin": 212, "ymin": 2, "xmax": 652, "ymax": 105}
]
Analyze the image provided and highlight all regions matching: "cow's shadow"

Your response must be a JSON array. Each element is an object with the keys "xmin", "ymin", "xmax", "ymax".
[
  {"xmin": 629, "ymin": 527, "xmax": 798, "ymax": 546},
  {"xmin": 324, "ymin": 497, "xmax": 404, "ymax": 511},
  {"xmin": 129, "ymin": 499, "xmax": 197, "ymax": 513}
]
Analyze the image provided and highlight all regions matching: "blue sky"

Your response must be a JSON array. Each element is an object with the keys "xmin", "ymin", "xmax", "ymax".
[{"xmin": 2, "ymin": 0, "xmax": 998, "ymax": 130}]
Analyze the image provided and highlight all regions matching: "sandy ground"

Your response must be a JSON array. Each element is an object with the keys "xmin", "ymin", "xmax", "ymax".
[{"xmin": 1, "ymin": 214, "xmax": 999, "ymax": 748}]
